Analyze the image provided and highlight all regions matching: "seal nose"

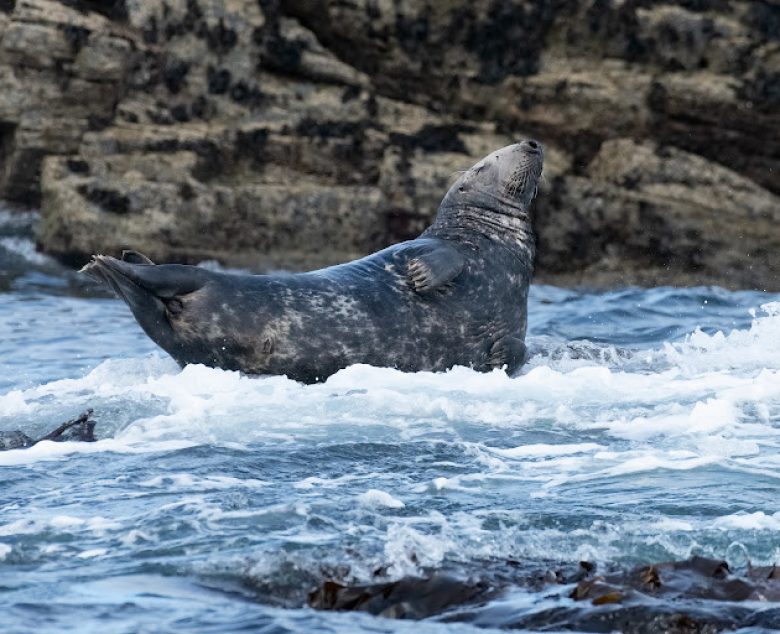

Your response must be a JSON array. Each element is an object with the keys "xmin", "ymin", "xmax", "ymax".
[{"xmin": 521, "ymin": 139, "xmax": 543, "ymax": 154}]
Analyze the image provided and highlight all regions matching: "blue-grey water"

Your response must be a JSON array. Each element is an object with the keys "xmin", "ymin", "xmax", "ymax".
[{"xmin": 1, "ymin": 209, "xmax": 779, "ymax": 633}]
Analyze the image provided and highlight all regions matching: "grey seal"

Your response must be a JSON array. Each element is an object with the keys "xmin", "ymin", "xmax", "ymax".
[{"xmin": 82, "ymin": 140, "xmax": 543, "ymax": 383}]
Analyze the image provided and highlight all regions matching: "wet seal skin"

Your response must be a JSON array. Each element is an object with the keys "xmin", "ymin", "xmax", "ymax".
[
  {"xmin": 0, "ymin": 409, "xmax": 96, "ymax": 451},
  {"xmin": 82, "ymin": 141, "xmax": 544, "ymax": 383}
]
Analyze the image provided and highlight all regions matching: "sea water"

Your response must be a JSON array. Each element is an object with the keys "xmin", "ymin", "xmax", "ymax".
[{"xmin": 1, "ymin": 210, "xmax": 779, "ymax": 633}]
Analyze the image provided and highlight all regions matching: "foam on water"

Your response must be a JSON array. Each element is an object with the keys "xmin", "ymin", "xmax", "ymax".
[
  {"xmin": 0, "ymin": 208, "xmax": 57, "ymax": 269},
  {"xmin": 662, "ymin": 301, "xmax": 780, "ymax": 372},
  {"xmin": 4, "ymin": 301, "xmax": 779, "ymax": 453},
  {"xmin": 0, "ymin": 236, "xmax": 53, "ymax": 266}
]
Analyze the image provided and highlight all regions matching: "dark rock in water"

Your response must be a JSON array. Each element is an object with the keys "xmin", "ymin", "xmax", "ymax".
[
  {"xmin": 308, "ymin": 575, "xmax": 491, "ymax": 619},
  {"xmin": 0, "ymin": 409, "xmax": 97, "ymax": 450},
  {"xmin": 304, "ymin": 556, "xmax": 780, "ymax": 630},
  {"xmin": 570, "ymin": 556, "xmax": 780, "ymax": 603}
]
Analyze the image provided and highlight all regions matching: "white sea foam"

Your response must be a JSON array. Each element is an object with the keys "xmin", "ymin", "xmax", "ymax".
[
  {"xmin": 2, "ymin": 299, "xmax": 780, "ymax": 571},
  {"xmin": 490, "ymin": 443, "xmax": 605, "ymax": 459},
  {"xmin": 0, "ymin": 437, "xmax": 195, "ymax": 466},
  {"xmin": 0, "ymin": 207, "xmax": 38, "ymax": 231},
  {"xmin": 294, "ymin": 474, "xmax": 363, "ymax": 490},
  {"xmin": 78, "ymin": 548, "xmax": 108, "ymax": 559},
  {"xmin": 357, "ymin": 489, "xmax": 406, "ymax": 509},
  {"xmin": 139, "ymin": 474, "xmax": 269, "ymax": 490},
  {"xmin": 0, "ymin": 515, "xmax": 120, "ymax": 537},
  {"xmin": 662, "ymin": 301, "xmax": 780, "ymax": 374},
  {"xmin": 1, "ymin": 305, "xmax": 778, "ymax": 475},
  {"xmin": 120, "ymin": 529, "xmax": 154, "ymax": 546},
  {"xmin": 384, "ymin": 521, "xmax": 452, "ymax": 577},
  {"xmin": 712, "ymin": 511, "xmax": 780, "ymax": 531}
]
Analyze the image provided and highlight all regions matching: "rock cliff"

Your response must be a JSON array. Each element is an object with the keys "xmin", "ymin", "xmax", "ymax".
[{"xmin": 0, "ymin": 0, "xmax": 777, "ymax": 288}]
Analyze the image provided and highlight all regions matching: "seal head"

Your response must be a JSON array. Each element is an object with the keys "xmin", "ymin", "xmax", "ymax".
[
  {"xmin": 445, "ymin": 139, "xmax": 543, "ymax": 212},
  {"xmin": 427, "ymin": 139, "xmax": 543, "ymax": 260}
]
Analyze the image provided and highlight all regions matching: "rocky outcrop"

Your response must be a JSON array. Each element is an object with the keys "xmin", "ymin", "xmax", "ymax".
[
  {"xmin": 536, "ymin": 138, "xmax": 780, "ymax": 288},
  {"xmin": 0, "ymin": 0, "xmax": 777, "ymax": 288}
]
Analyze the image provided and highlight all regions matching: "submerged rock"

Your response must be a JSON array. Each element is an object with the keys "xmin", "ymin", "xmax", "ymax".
[
  {"xmin": 0, "ymin": 409, "xmax": 97, "ymax": 450},
  {"xmin": 303, "ymin": 557, "xmax": 780, "ymax": 631},
  {"xmin": 308, "ymin": 575, "xmax": 491, "ymax": 619},
  {"xmin": 570, "ymin": 556, "xmax": 780, "ymax": 604}
]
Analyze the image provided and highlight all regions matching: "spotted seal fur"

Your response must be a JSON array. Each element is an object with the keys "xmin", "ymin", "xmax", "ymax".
[{"xmin": 82, "ymin": 140, "xmax": 544, "ymax": 383}]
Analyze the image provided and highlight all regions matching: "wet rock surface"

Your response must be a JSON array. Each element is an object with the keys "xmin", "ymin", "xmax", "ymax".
[
  {"xmin": 0, "ymin": 1, "xmax": 776, "ymax": 287},
  {"xmin": 0, "ymin": 408, "xmax": 96, "ymax": 449},
  {"xmin": 300, "ymin": 557, "xmax": 780, "ymax": 631}
]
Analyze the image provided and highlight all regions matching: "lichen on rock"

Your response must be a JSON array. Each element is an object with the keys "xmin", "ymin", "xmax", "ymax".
[{"xmin": 0, "ymin": 0, "xmax": 775, "ymax": 288}]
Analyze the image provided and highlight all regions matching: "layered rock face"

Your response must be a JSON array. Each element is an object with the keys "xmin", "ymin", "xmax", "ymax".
[{"xmin": 0, "ymin": 0, "xmax": 777, "ymax": 287}]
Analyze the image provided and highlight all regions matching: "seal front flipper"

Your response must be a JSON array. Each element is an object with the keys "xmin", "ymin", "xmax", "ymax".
[
  {"xmin": 404, "ymin": 242, "xmax": 464, "ymax": 293},
  {"xmin": 487, "ymin": 335, "xmax": 527, "ymax": 374}
]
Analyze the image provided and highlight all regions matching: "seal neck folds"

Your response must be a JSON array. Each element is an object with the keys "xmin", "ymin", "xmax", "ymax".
[{"xmin": 425, "ymin": 200, "xmax": 535, "ymax": 262}]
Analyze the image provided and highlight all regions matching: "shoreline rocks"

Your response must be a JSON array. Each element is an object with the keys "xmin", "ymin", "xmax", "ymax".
[{"xmin": 0, "ymin": 1, "xmax": 776, "ymax": 288}]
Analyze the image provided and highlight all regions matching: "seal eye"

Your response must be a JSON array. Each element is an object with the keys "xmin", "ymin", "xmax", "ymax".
[{"xmin": 458, "ymin": 186, "xmax": 465, "ymax": 193}]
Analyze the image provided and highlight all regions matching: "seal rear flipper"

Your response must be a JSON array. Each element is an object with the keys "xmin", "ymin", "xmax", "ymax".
[
  {"xmin": 83, "ymin": 255, "xmax": 210, "ymax": 299},
  {"xmin": 80, "ymin": 255, "xmax": 203, "ymax": 354},
  {"xmin": 36, "ymin": 409, "xmax": 95, "ymax": 443},
  {"xmin": 404, "ymin": 242, "xmax": 464, "ymax": 293},
  {"xmin": 122, "ymin": 250, "xmax": 155, "ymax": 265}
]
